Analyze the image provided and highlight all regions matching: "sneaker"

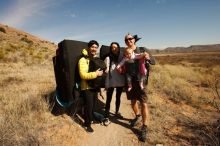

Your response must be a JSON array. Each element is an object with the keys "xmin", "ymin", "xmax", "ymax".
[
  {"xmin": 103, "ymin": 118, "xmax": 111, "ymax": 126},
  {"xmin": 85, "ymin": 126, "xmax": 94, "ymax": 133},
  {"xmin": 139, "ymin": 125, "xmax": 147, "ymax": 142},
  {"xmin": 130, "ymin": 115, "xmax": 141, "ymax": 127},
  {"xmin": 115, "ymin": 112, "xmax": 123, "ymax": 119}
]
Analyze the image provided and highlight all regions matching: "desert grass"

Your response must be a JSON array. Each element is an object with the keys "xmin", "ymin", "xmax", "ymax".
[
  {"xmin": 0, "ymin": 49, "xmax": 219, "ymax": 145},
  {"xmin": 0, "ymin": 24, "xmax": 56, "ymax": 65},
  {"xmin": 0, "ymin": 61, "xmax": 85, "ymax": 146},
  {"xmin": 0, "ymin": 41, "xmax": 54, "ymax": 64},
  {"xmin": 147, "ymin": 51, "xmax": 220, "ymax": 145},
  {"xmin": 148, "ymin": 64, "xmax": 220, "ymax": 106},
  {"xmin": 154, "ymin": 51, "xmax": 220, "ymax": 68},
  {"xmin": 0, "ymin": 62, "xmax": 56, "ymax": 145}
]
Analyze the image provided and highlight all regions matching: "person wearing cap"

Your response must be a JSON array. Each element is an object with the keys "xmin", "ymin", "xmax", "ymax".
[{"xmin": 124, "ymin": 33, "xmax": 155, "ymax": 142}]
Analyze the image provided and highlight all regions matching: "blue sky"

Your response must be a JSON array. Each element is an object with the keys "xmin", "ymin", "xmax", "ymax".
[{"xmin": 0, "ymin": 0, "xmax": 220, "ymax": 49}]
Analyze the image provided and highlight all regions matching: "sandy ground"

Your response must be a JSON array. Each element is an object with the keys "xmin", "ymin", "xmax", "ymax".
[{"xmin": 76, "ymin": 91, "xmax": 147, "ymax": 146}]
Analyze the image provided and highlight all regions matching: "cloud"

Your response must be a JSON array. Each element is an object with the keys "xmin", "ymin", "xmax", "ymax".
[
  {"xmin": 1, "ymin": 0, "xmax": 62, "ymax": 27},
  {"xmin": 156, "ymin": 0, "xmax": 167, "ymax": 4},
  {"xmin": 70, "ymin": 13, "xmax": 77, "ymax": 18}
]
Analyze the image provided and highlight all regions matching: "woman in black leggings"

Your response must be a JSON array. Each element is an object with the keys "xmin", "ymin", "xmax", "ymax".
[
  {"xmin": 104, "ymin": 42, "xmax": 125, "ymax": 118},
  {"xmin": 105, "ymin": 87, "xmax": 123, "ymax": 118}
]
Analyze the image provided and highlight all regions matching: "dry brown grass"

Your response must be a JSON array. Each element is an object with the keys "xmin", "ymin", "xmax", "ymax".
[
  {"xmin": 0, "ymin": 61, "xmax": 85, "ymax": 146},
  {"xmin": 0, "ymin": 62, "xmax": 54, "ymax": 145},
  {"xmin": 154, "ymin": 51, "xmax": 220, "ymax": 68},
  {"xmin": 147, "ymin": 51, "xmax": 220, "ymax": 145},
  {"xmin": 0, "ymin": 50, "xmax": 219, "ymax": 145},
  {"xmin": 0, "ymin": 23, "xmax": 56, "ymax": 64},
  {"xmin": 0, "ymin": 41, "xmax": 55, "ymax": 64}
]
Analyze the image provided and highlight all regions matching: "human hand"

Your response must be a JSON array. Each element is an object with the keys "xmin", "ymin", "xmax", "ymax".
[
  {"xmin": 96, "ymin": 68, "xmax": 103, "ymax": 76},
  {"xmin": 144, "ymin": 52, "xmax": 150, "ymax": 60},
  {"xmin": 105, "ymin": 69, "xmax": 109, "ymax": 74},
  {"xmin": 116, "ymin": 67, "xmax": 123, "ymax": 74}
]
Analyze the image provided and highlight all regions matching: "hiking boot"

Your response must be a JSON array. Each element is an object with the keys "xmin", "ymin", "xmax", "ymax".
[
  {"xmin": 115, "ymin": 112, "xmax": 123, "ymax": 119},
  {"xmin": 83, "ymin": 123, "xmax": 94, "ymax": 133},
  {"xmin": 139, "ymin": 125, "xmax": 147, "ymax": 142},
  {"xmin": 130, "ymin": 115, "xmax": 141, "ymax": 127},
  {"xmin": 85, "ymin": 126, "xmax": 94, "ymax": 133}
]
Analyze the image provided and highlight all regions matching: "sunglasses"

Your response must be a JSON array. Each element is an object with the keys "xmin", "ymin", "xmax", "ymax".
[{"xmin": 125, "ymin": 37, "xmax": 134, "ymax": 42}]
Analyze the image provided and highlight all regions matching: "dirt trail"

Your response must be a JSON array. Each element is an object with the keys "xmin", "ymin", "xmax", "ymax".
[
  {"xmin": 46, "ymin": 89, "xmax": 219, "ymax": 146},
  {"xmin": 77, "ymin": 92, "xmax": 146, "ymax": 146}
]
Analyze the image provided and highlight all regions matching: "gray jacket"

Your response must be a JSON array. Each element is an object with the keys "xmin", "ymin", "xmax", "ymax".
[{"xmin": 105, "ymin": 50, "xmax": 125, "ymax": 88}]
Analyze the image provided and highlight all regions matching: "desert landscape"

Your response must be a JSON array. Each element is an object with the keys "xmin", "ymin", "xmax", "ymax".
[{"xmin": 0, "ymin": 23, "xmax": 220, "ymax": 146}]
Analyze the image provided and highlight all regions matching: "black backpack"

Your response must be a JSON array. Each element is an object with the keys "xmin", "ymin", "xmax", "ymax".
[
  {"xmin": 88, "ymin": 57, "xmax": 107, "ymax": 89},
  {"xmin": 75, "ymin": 56, "xmax": 106, "ymax": 90},
  {"xmin": 53, "ymin": 40, "xmax": 87, "ymax": 108}
]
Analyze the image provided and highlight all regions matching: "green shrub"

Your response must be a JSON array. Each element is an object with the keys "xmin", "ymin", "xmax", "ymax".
[{"xmin": 20, "ymin": 37, "xmax": 33, "ymax": 45}]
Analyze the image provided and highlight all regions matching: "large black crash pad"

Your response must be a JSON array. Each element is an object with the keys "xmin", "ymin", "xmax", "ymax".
[
  {"xmin": 53, "ymin": 40, "xmax": 88, "ymax": 107},
  {"xmin": 99, "ymin": 45, "xmax": 126, "ymax": 60},
  {"xmin": 99, "ymin": 45, "xmax": 110, "ymax": 60},
  {"xmin": 53, "ymin": 40, "xmax": 147, "ymax": 108},
  {"xmin": 53, "ymin": 40, "xmax": 110, "ymax": 108}
]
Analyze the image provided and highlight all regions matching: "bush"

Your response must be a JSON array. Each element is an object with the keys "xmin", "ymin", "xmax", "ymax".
[
  {"xmin": 20, "ymin": 37, "xmax": 33, "ymax": 45},
  {"xmin": 0, "ymin": 27, "xmax": 6, "ymax": 33}
]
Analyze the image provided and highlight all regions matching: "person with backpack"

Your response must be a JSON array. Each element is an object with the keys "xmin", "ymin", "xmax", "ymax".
[
  {"xmin": 124, "ymin": 33, "xmax": 155, "ymax": 142},
  {"xmin": 104, "ymin": 42, "xmax": 126, "ymax": 119},
  {"xmin": 78, "ymin": 40, "xmax": 104, "ymax": 133}
]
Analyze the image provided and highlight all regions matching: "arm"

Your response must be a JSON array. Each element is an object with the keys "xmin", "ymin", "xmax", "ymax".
[
  {"xmin": 78, "ymin": 57, "xmax": 97, "ymax": 80},
  {"xmin": 104, "ymin": 56, "xmax": 110, "ymax": 73},
  {"xmin": 140, "ymin": 47, "xmax": 156, "ymax": 65},
  {"xmin": 148, "ymin": 53, "xmax": 156, "ymax": 65},
  {"xmin": 116, "ymin": 58, "xmax": 126, "ymax": 68},
  {"xmin": 134, "ymin": 53, "xmax": 145, "ymax": 59}
]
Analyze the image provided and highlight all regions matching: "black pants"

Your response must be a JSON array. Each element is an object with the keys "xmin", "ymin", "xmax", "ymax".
[
  {"xmin": 105, "ymin": 87, "xmax": 123, "ymax": 117},
  {"xmin": 81, "ymin": 89, "xmax": 98, "ymax": 126}
]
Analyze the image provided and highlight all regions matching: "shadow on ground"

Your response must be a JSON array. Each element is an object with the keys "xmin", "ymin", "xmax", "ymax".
[{"xmin": 43, "ymin": 90, "xmax": 144, "ymax": 140}]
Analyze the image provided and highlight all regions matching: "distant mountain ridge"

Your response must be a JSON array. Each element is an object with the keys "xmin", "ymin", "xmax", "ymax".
[
  {"xmin": 150, "ymin": 44, "xmax": 220, "ymax": 54},
  {"xmin": 165, "ymin": 44, "xmax": 220, "ymax": 52}
]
